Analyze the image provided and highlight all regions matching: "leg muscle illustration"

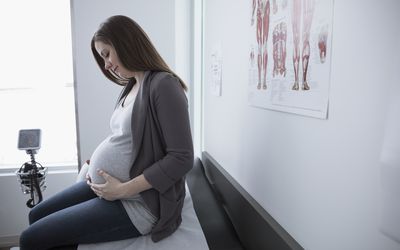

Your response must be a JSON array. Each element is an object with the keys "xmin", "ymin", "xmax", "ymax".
[
  {"xmin": 301, "ymin": 0, "xmax": 315, "ymax": 90},
  {"xmin": 291, "ymin": 0, "xmax": 301, "ymax": 90},
  {"xmin": 252, "ymin": 0, "xmax": 271, "ymax": 90},
  {"xmin": 291, "ymin": 0, "xmax": 315, "ymax": 91}
]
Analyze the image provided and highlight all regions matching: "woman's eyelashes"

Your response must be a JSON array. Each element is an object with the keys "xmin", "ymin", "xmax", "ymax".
[{"xmin": 101, "ymin": 50, "xmax": 109, "ymax": 59}]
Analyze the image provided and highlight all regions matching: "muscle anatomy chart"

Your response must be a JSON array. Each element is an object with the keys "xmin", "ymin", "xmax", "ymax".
[
  {"xmin": 251, "ymin": 0, "xmax": 271, "ymax": 90},
  {"xmin": 248, "ymin": 0, "xmax": 333, "ymax": 119}
]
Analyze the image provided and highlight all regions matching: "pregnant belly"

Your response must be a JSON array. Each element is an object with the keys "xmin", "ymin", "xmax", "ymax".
[{"xmin": 88, "ymin": 140, "xmax": 132, "ymax": 184}]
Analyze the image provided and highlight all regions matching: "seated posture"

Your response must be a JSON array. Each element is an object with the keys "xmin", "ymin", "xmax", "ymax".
[{"xmin": 19, "ymin": 15, "xmax": 193, "ymax": 250}]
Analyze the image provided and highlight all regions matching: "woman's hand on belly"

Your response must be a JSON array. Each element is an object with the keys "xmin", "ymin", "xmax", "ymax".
[
  {"xmin": 87, "ymin": 170, "xmax": 153, "ymax": 201},
  {"xmin": 87, "ymin": 169, "xmax": 128, "ymax": 201}
]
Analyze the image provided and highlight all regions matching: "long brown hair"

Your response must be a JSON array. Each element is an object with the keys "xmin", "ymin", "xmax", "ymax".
[{"xmin": 91, "ymin": 15, "xmax": 187, "ymax": 91}]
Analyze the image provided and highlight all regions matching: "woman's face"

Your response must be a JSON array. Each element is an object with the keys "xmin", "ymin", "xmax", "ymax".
[{"xmin": 94, "ymin": 41, "xmax": 135, "ymax": 79}]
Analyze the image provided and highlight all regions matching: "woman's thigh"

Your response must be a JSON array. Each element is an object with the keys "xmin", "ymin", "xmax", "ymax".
[
  {"xmin": 29, "ymin": 181, "xmax": 97, "ymax": 225},
  {"xmin": 20, "ymin": 197, "xmax": 141, "ymax": 250}
]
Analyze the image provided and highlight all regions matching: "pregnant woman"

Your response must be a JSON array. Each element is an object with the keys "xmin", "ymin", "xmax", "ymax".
[{"xmin": 19, "ymin": 15, "xmax": 193, "ymax": 249}]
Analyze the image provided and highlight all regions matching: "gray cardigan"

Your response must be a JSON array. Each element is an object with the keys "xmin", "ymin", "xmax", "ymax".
[{"xmin": 126, "ymin": 71, "xmax": 193, "ymax": 242}]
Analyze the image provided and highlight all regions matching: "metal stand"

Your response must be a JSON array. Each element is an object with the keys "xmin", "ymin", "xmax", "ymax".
[{"xmin": 16, "ymin": 150, "xmax": 47, "ymax": 208}]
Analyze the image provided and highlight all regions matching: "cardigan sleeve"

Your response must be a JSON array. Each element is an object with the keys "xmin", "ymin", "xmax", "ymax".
[{"xmin": 142, "ymin": 74, "xmax": 194, "ymax": 194}]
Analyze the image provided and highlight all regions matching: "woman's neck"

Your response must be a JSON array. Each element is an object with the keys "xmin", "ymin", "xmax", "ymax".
[{"xmin": 133, "ymin": 71, "xmax": 145, "ymax": 85}]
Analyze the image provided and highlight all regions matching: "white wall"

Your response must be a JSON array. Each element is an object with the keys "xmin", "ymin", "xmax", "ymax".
[
  {"xmin": 203, "ymin": 0, "xmax": 400, "ymax": 249},
  {"xmin": 379, "ymin": 29, "xmax": 400, "ymax": 242}
]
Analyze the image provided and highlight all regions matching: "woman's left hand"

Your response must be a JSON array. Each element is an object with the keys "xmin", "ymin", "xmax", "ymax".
[{"xmin": 88, "ymin": 169, "xmax": 126, "ymax": 201}]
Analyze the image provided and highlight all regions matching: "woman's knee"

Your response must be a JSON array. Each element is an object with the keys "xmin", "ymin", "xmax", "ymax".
[
  {"xmin": 28, "ymin": 207, "xmax": 39, "ymax": 225},
  {"xmin": 28, "ymin": 196, "xmax": 57, "ymax": 225},
  {"xmin": 19, "ymin": 227, "xmax": 41, "ymax": 250},
  {"xmin": 28, "ymin": 204, "xmax": 46, "ymax": 225}
]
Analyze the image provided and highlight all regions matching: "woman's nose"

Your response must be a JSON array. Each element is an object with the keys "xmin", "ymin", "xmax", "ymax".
[{"xmin": 104, "ymin": 61, "xmax": 112, "ymax": 70}]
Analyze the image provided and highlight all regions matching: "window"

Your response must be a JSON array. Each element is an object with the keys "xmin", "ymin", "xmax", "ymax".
[{"xmin": 0, "ymin": 0, "xmax": 77, "ymax": 169}]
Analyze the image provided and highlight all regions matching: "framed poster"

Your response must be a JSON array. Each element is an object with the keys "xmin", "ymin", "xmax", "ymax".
[{"xmin": 248, "ymin": 0, "xmax": 334, "ymax": 119}]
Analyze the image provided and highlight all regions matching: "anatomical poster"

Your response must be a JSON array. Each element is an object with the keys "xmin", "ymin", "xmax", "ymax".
[{"xmin": 248, "ymin": 0, "xmax": 334, "ymax": 119}]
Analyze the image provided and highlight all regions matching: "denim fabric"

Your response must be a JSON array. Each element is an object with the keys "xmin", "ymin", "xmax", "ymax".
[{"xmin": 19, "ymin": 181, "xmax": 141, "ymax": 250}]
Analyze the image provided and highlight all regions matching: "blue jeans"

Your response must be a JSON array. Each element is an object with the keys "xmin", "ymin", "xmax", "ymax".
[{"xmin": 19, "ymin": 181, "xmax": 141, "ymax": 250}]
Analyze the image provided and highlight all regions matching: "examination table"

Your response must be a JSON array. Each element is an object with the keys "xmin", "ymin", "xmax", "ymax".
[{"xmin": 58, "ymin": 152, "xmax": 303, "ymax": 250}]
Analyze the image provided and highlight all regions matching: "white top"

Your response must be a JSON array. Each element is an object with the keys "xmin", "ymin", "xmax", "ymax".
[
  {"xmin": 87, "ymin": 72, "xmax": 157, "ymax": 235},
  {"xmin": 88, "ymin": 93, "xmax": 136, "ymax": 185}
]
